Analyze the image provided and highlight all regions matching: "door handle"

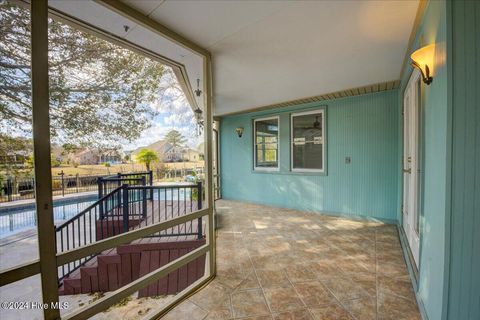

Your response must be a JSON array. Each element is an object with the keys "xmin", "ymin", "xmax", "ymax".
[{"xmin": 403, "ymin": 168, "xmax": 412, "ymax": 174}]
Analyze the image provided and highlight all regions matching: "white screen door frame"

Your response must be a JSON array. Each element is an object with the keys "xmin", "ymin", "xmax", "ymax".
[{"xmin": 402, "ymin": 69, "xmax": 421, "ymax": 267}]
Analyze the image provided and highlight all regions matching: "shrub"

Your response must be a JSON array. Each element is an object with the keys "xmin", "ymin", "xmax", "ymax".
[{"xmin": 52, "ymin": 180, "xmax": 62, "ymax": 190}]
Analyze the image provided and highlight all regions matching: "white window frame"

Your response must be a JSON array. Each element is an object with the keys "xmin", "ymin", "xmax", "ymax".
[
  {"xmin": 253, "ymin": 116, "xmax": 280, "ymax": 171},
  {"xmin": 290, "ymin": 109, "xmax": 326, "ymax": 173}
]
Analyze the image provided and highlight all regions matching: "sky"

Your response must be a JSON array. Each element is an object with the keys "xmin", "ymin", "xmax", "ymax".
[{"xmin": 122, "ymin": 72, "xmax": 204, "ymax": 152}]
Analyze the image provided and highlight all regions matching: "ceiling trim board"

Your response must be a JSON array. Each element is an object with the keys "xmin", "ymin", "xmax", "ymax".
[
  {"xmin": 95, "ymin": 0, "xmax": 209, "ymax": 57},
  {"xmin": 217, "ymin": 80, "xmax": 400, "ymax": 117},
  {"xmin": 146, "ymin": 0, "xmax": 165, "ymax": 17},
  {"xmin": 172, "ymin": 67, "xmax": 199, "ymax": 111}
]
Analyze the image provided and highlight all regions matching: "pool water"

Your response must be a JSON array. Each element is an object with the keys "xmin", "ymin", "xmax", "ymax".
[
  {"xmin": 0, "ymin": 198, "xmax": 96, "ymax": 238},
  {"xmin": 0, "ymin": 188, "xmax": 196, "ymax": 238}
]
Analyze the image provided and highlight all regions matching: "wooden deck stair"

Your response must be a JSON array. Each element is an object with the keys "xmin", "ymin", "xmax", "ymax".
[
  {"xmin": 58, "ymin": 198, "xmax": 206, "ymax": 297},
  {"xmin": 59, "ymin": 239, "xmax": 206, "ymax": 296}
]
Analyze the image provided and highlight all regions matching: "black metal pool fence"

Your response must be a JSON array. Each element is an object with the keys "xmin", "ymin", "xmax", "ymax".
[{"xmin": 0, "ymin": 171, "xmax": 153, "ymax": 203}]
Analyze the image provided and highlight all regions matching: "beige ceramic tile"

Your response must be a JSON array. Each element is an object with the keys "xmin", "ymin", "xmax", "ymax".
[
  {"xmin": 163, "ymin": 200, "xmax": 420, "ymax": 320},
  {"xmin": 309, "ymin": 303, "xmax": 353, "ymax": 320},
  {"xmin": 238, "ymin": 316, "xmax": 274, "ymax": 320},
  {"xmin": 189, "ymin": 280, "xmax": 232, "ymax": 310},
  {"xmin": 203, "ymin": 307, "xmax": 232, "ymax": 320},
  {"xmin": 162, "ymin": 299, "xmax": 208, "ymax": 320},
  {"xmin": 321, "ymin": 277, "xmax": 369, "ymax": 301},
  {"xmin": 377, "ymin": 261, "xmax": 410, "ymax": 278},
  {"xmin": 342, "ymin": 297, "xmax": 376, "ymax": 320},
  {"xmin": 349, "ymin": 272, "xmax": 377, "ymax": 297},
  {"xmin": 236, "ymin": 271, "xmax": 262, "ymax": 291},
  {"xmin": 308, "ymin": 261, "xmax": 343, "ymax": 280},
  {"xmin": 284, "ymin": 265, "xmax": 317, "ymax": 283},
  {"xmin": 273, "ymin": 309, "xmax": 314, "ymax": 320},
  {"xmin": 293, "ymin": 281, "xmax": 336, "ymax": 307},
  {"xmin": 256, "ymin": 269, "xmax": 291, "ymax": 288},
  {"xmin": 263, "ymin": 285, "xmax": 304, "ymax": 313},
  {"xmin": 231, "ymin": 289, "xmax": 270, "ymax": 318},
  {"xmin": 377, "ymin": 276, "xmax": 416, "ymax": 302},
  {"xmin": 377, "ymin": 293, "xmax": 421, "ymax": 320}
]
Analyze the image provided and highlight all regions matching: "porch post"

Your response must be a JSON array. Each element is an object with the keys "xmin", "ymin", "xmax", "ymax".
[
  {"xmin": 122, "ymin": 185, "xmax": 129, "ymax": 233},
  {"xmin": 197, "ymin": 182, "xmax": 202, "ymax": 239},
  {"xmin": 98, "ymin": 177, "xmax": 104, "ymax": 219},
  {"xmin": 141, "ymin": 176, "xmax": 147, "ymax": 218},
  {"xmin": 204, "ymin": 54, "xmax": 216, "ymax": 275},
  {"xmin": 148, "ymin": 170, "xmax": 153, "ymax": 200},
  {"xmin": 31, "ymin": 0, "xmax": 61, "ymax": 319}
]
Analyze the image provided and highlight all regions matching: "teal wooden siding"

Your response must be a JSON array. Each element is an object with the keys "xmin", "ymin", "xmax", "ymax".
[
  {"xmin": 220, "ymin": 90, "xmax": 399, "ymax": 221},
  {"xmin": 397, "ymin": 1, "xmax": 450, "ymax": 319},
  {"xmin": 447, "ymin": 1, "xmax": 480, "ymax": 319}
]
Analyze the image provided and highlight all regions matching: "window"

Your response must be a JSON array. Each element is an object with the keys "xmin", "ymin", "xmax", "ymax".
[
  {"xmin": 254, "ymin": 116, "xmax": 279, "ymax": 170},
  {"xmin": 291, "ymin": 109, "xmax": 325, "ymax": 172}
]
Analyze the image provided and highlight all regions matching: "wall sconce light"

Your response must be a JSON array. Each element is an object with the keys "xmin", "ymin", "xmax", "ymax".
[
  {"xmin": 411, "ymin": 44, "xmax": 435, "ymax": 85},
  {"xmin": 194, "ymin": 78, "xmax": 202, "ymax": 97},
  {"xmin": 194, "ymin": 107, "xmax": 202, "ymax": 121},
  {"xmin": 235, "ymin": 127, "xmax": 244, "ymax": 138}
]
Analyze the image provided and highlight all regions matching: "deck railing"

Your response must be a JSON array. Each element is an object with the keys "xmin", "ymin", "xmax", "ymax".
[
  {"xmin": 55, "ymin": 186, "xmax": 124, "ymax": 281},
  {"xmin": 55, "ymin": 181, "xmax": 203, "ymax": 282},
  {"xmin": 97, "ymin": 171, "xmax": 153, "ymax": 197},
  {"xmin": 126, "ymin": 183, "xmax": 203, "ymax": 238}
]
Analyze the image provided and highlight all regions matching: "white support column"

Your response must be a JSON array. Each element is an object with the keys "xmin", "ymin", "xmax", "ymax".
[{"xmin": 31, "ymin": 1, "xmax": 60, "ymax": 319}]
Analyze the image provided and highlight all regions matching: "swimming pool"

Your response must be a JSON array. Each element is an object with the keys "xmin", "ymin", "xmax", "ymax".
[
  {"xmin": 0, "ymin": 196, "xmax": 97, "ymax": 238},
  {"xmin": 0, "ymin": 187, "xmax": 196, "ymax": 238}
]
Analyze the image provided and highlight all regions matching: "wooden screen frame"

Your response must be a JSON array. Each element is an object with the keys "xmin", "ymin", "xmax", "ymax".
[{"xmin": 0, "ymin": 1, "xmax": 215, "ymax": 319}]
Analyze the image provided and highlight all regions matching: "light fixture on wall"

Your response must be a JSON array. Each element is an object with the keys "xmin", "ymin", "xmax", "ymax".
[
  {"xmin": 235, "ymin": 127, "xmax": 244, "ymax": 138},
  {"xmin": 194, "ymin": 107, "xmax": 202, "ymax": 122},
  {"xmin": 194, "ymin": 107, "xmax": 203, "ymax": 135},
  {"xmin": 410, "ymin": 44, "xmax": 435, "ymax": 85},
  {"xmin": 194, "ymin": 78, "xmax": 202, "ymax": 97}
]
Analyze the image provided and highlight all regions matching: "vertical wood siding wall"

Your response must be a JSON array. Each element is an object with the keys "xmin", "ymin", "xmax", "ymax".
[
  {"xmin": 448, "ymin": 1, "xmax": 480, "ymax": 319},
  {"xmin": 220, "ymin": 90, "xmax": 399, "ymax": 221},
  {"xmin": 397, "ymin": 1, "xmax": 450, "ymax": 318}
]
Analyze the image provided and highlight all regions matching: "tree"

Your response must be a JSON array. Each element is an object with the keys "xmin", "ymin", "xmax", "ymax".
[
  {"xmin": 0, "ymin": 2, "xmax": 167, "ymax": 147},
  {"xmin": 0, "ymin": 133, "xmax": 32, "ymax": 175},
  {"xmin": 25, "ymin": 154, "xmax": 60, "ymax": 168},
  {"xmin": 61, "ymin": 143, "xmax": 79, "ymax": 156},
  {"xmin": 165, "ymin": 130, "xmax": 186, "ymax": 148},
  {"xmin": 136, "ymin": 149, "xmax": 158, "ymax": 171}
]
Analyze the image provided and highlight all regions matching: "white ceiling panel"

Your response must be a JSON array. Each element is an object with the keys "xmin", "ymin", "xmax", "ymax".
[{"xmin": 52, "ymin": 0, "xmax": 419, "ymax": 116}]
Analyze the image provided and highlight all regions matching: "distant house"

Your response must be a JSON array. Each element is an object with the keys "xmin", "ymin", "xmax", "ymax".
[
  {"xmin": 182, "ymin": 148, "xmax": 202, "ymax": 162},
  {"xmin": 132, "ymin": 140, "xmax": 171, "ymax": 163},
  {"xmin": 99, "ymin": 149, "xmax": 123, "ymax": 164},
  {"xmin": 68, "ymin": 148, "xmax": 122, "ymax": 165},
  {"xmin": 164, "ymin": 145, "xmax": 184, "ymax": 162},
  {"xmin": 0, "ymin": 150, "xmax": 30, "ymax": 167},
  {"xmin": 132, "ymin": 140, "xmax": 204, "ymax": 163}
]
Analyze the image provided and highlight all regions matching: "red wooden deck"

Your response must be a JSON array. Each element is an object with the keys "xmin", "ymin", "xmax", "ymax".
[{"xmin": 59, "ymin": 200, "xmax": 206, "ymax": 297}]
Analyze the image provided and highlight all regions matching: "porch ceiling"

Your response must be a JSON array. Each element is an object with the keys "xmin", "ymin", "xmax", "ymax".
[{"xmin": 122, "ymin": 0, "xmax": 419, "ymax": 116}]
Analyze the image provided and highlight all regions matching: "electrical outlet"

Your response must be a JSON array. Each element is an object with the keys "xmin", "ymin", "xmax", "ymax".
[{"xmin": 345, "ymin": 156, "xmax": 351, "ymax": 164}]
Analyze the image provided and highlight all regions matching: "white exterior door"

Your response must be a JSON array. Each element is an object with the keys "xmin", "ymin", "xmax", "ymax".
[{"xmin": 403, "ymin": 70, "xmax": 421, "ymax": 267}]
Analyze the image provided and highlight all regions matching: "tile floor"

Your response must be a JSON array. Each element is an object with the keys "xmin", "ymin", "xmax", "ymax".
[{"xmin": 164, "ymin": 200, "xmax": 421, "ymax": 320}]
